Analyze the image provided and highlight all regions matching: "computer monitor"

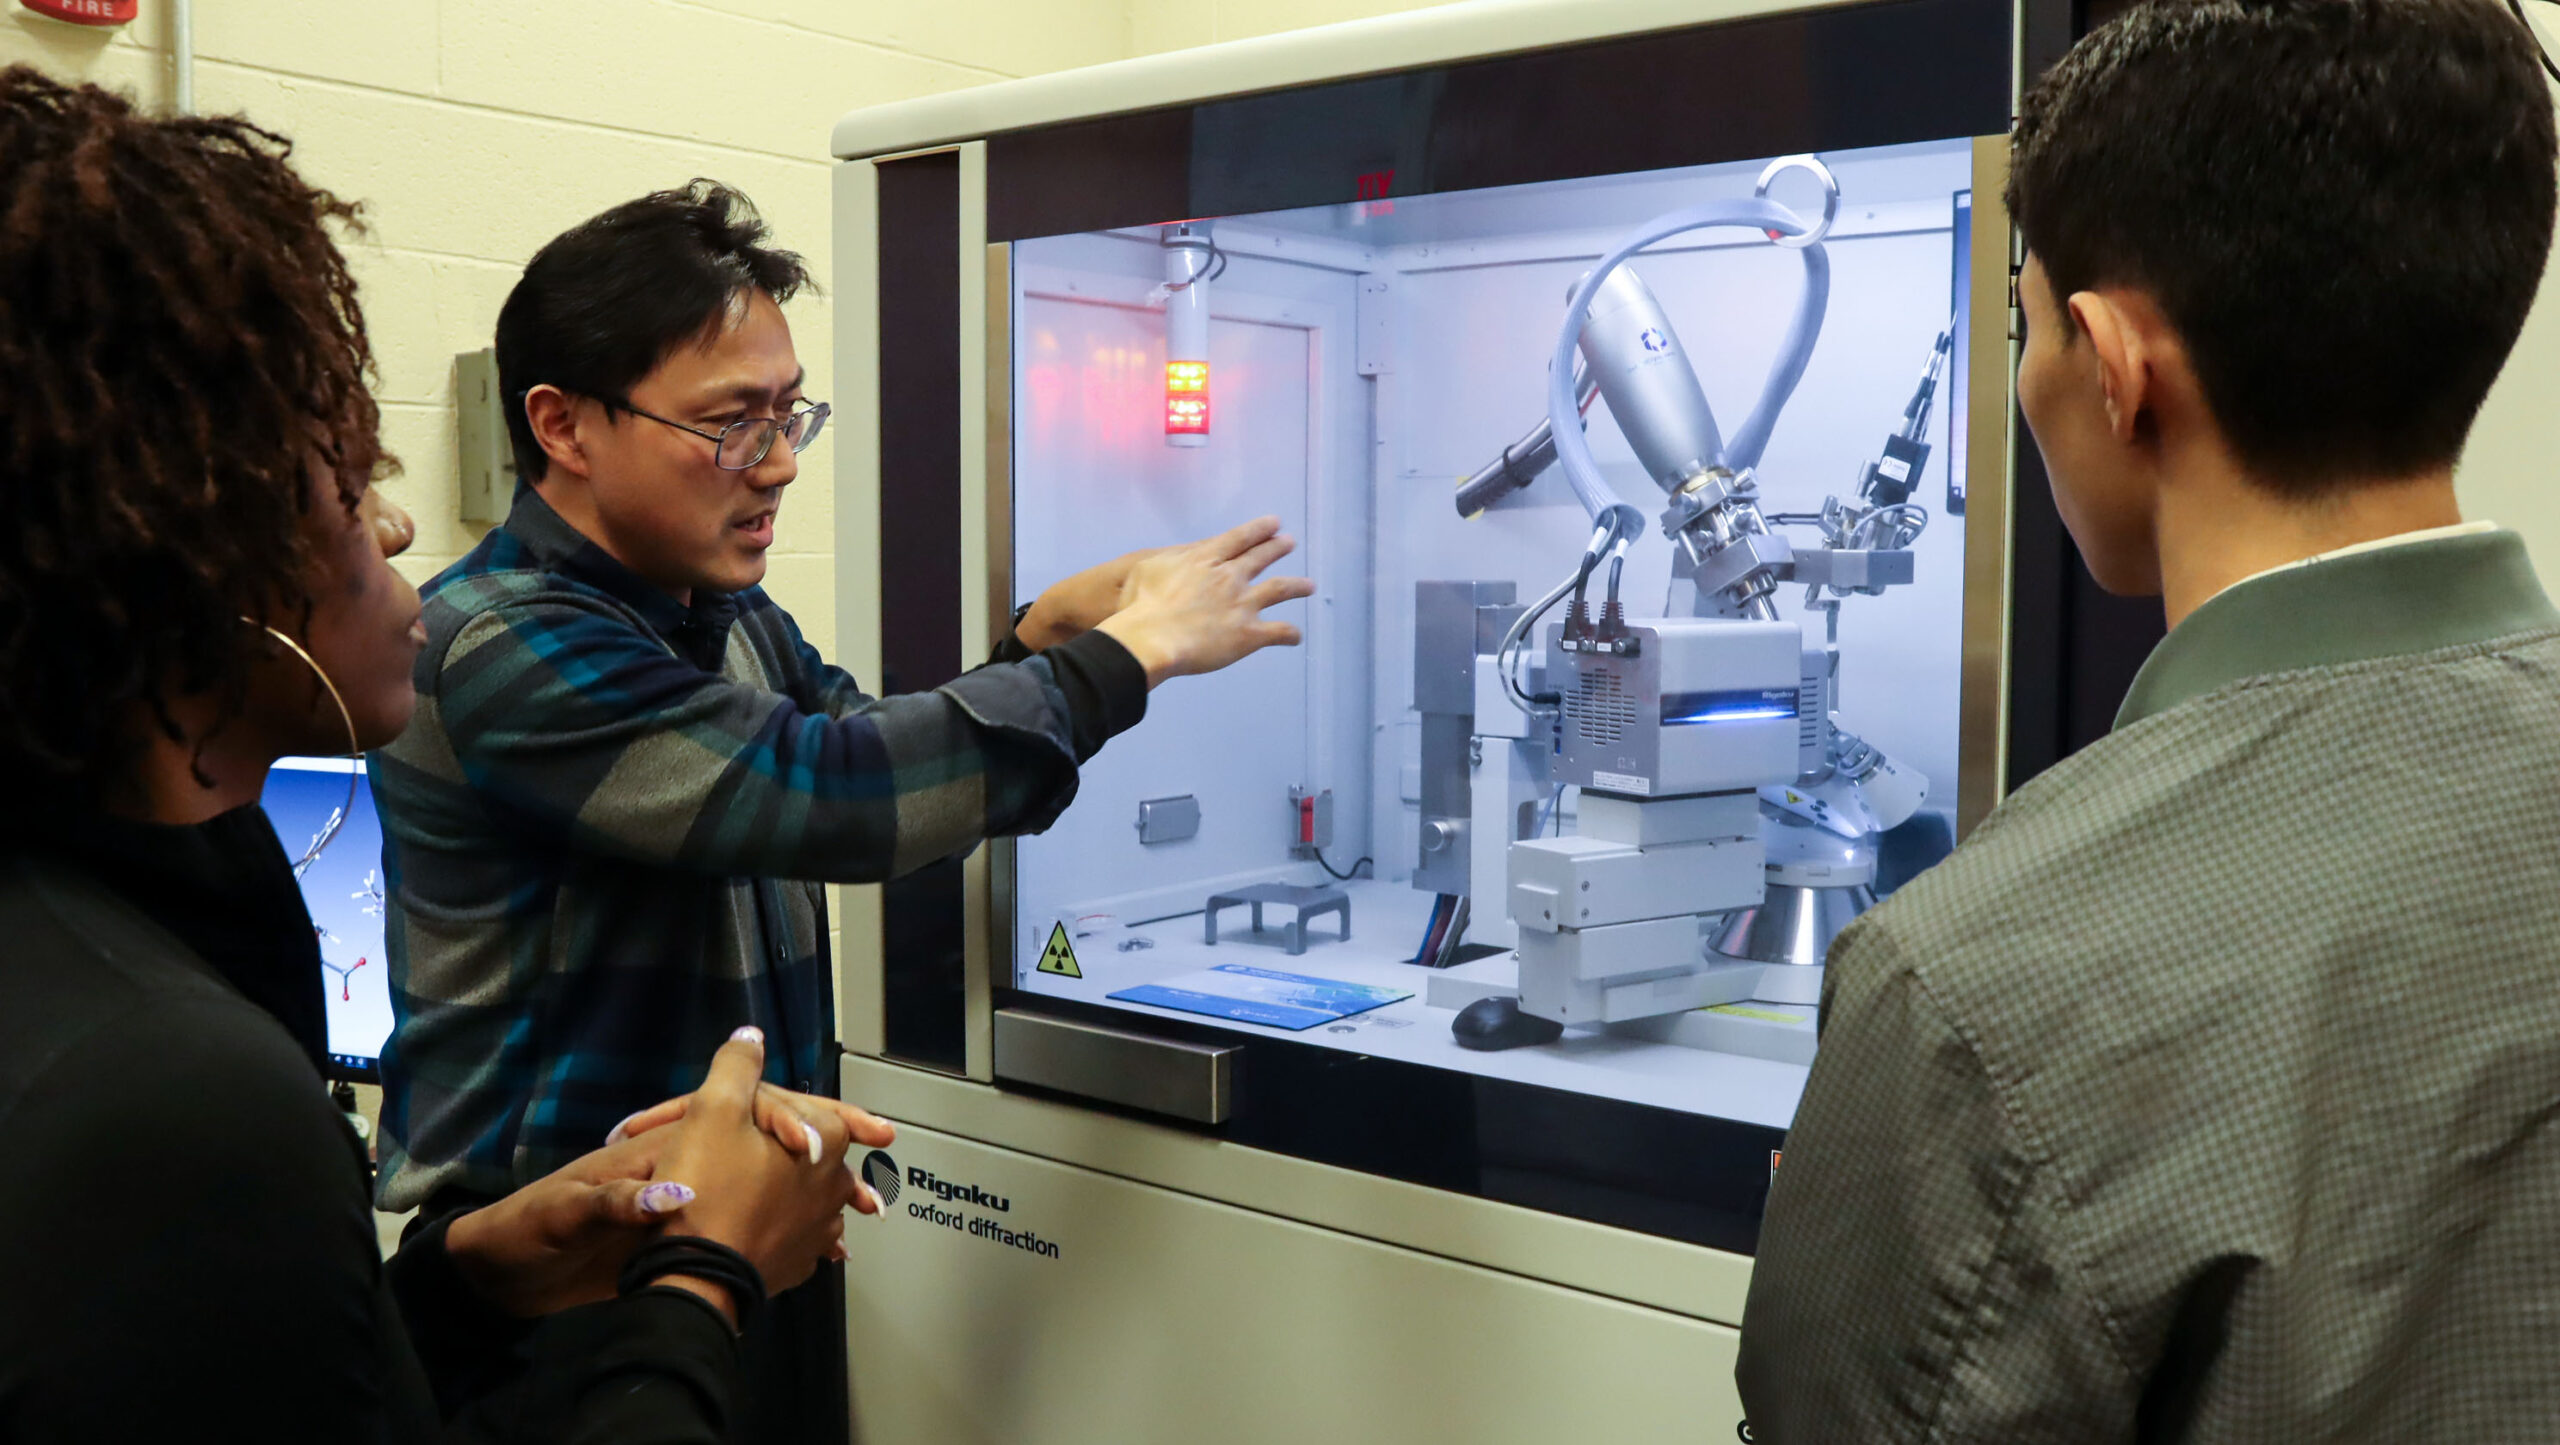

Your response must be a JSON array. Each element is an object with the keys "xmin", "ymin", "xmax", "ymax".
[{"xmin": 264, "ymin": 757, "xmax": 389, "ymax": 1081}]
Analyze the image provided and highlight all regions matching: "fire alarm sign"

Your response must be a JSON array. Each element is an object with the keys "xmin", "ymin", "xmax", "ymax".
[{"xmin": 21, "ymin": 0, "xmax": 139, "ymax": 25}]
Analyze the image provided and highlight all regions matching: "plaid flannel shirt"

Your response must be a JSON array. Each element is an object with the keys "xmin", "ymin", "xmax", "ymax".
[{"xmin": 372, "ymin": 488, "xmax": 1140, "ymax": 1210}]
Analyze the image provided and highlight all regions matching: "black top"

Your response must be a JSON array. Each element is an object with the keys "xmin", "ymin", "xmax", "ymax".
[
  {"xmin": 990, "ymin": 617, "xmax": 1152, "ymax": 764},
  {"xmin": 0, "ymin": 805, "xmax": 740, "ymax": 1442}
]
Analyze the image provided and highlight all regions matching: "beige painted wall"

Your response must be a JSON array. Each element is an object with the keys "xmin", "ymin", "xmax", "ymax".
[
  {"xmin": 5, "ymin": 0, "xmax": 2549, "ymax": 630},
  {"xmin": 1130, "ymin": 0, "xmax": 1458, "ymax": 52},
  {"xmin": 2458, "ymin": 157, "xmax": 2560, "ymax": 582},
  {"xmin": 0, "ymin": 0, "xmax": 1444, "ymax": 656},
  {"xmin": 2462, "ymin": 35, "xmax": 2560, "ymax": 580}
]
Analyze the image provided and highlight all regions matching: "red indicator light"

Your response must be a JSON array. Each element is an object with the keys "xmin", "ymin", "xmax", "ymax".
[
  {"xmin": 1355, "ymin": 169, "xmax": 1397, "ymax": 218},
  {"xmin": 1165, "ymin": 395, "xmax": 1210, "ymax": 435},
  {"xmin": 1165, "ymin": 360, "xmax": 1210, "ymax": 436}
]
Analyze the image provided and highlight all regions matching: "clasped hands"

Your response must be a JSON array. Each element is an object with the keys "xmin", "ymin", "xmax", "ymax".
[{"xmin": 442, "ymin": 1026, "xmax": 894, "ymax": 1324}]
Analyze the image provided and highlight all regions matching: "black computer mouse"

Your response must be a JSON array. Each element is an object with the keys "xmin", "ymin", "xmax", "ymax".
[{"xmin": 1451, "ymin": 995, "xmax": 1565, "ymax": 1051}]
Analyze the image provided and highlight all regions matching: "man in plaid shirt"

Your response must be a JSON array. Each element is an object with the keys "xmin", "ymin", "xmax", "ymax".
[{"xmin": 370, "ymin": 183, "xmax": 1305, "ymax": 1438}]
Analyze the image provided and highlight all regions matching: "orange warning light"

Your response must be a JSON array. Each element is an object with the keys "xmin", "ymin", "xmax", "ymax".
[{"xmin": 1166, "ymin": 360, "xmax": 1209, "ymax": 393}]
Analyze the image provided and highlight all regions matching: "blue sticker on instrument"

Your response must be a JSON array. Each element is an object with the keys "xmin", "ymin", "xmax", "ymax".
[
  {"xmin": 1112, "ymin": 965, "xmax": 1414, "ymax": 1031},
  {"xmin": 1638, "ymin": 326, "xmax": 1672, "ymax": 354}
]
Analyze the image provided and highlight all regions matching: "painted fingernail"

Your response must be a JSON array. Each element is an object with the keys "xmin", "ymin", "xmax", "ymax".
[
  {"xmin": 730, "ymin": 1025, "xmax": 763, "ymax": 1046},
  {"xmin": 861, "ymin": 1181, "xmax": 886, "ymax": 1218},
  {"xmin": 801, "ymin": 1120, "xmax": 825, "ymax": 1166},
  {"xmin": 638, "ymin": 1181, "xmax": 695, "ymax": 1215},
  {"xmin": 605, "ymin": 1112, "xmax": 641, "ymax": 1146}
]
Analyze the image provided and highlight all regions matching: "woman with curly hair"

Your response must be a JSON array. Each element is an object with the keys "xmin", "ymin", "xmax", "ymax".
[{"xmin": 0, "ymin": 66, "xmax": 887, "ymax": 1441}]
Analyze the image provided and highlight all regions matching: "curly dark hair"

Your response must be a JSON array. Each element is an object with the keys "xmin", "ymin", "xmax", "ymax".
[{"xmin": 0, "ymin": 66, "xmax": 390, "ymax": 824}]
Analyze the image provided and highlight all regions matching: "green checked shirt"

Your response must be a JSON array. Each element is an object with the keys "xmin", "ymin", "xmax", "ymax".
[
  {"xmin": 1738, "ymin": 527, "xmax": 2560, "ymax": 1442},
  {"xmin": 370, "ymin": 488, "xmax": 1144, "ymax": 1212}
]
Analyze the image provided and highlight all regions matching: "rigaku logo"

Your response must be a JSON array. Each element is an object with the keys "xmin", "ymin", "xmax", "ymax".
[
  {"xmin": 908, "ymin": 1164, "xmax": 1010, "ymax": 1213},
  {"xmin": 861, "ymin": 1150, "xmax": 901, "ymax": 1209},
  {"xmin": 874, "ymin": 1150, "xmax": 1057, "ymax": 1259},
  {"xmin": 864, "ymin": 1150, "xmax": 1013, "ymax": 1214}
]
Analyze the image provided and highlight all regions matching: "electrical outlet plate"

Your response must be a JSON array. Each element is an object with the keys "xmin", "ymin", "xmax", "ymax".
[{"xmin": 455, "ymin": 348, "xmax": 516, "ymax": 524}]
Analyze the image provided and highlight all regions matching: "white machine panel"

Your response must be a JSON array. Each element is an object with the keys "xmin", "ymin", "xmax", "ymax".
[
  {"xmin": 1551, "ymin": 619, "xmax": 1804, "ymax": 798},
  {"xmin": 1012, "ymin": 287, "xmax": 1317, "ymax": 927},
  {"xmin": 1510, "ymin": 833, "xmax": 1764, "ymax": 932},
  {"xmin": 842, "ymin": 1122, "xmax": 1752, "ymax": 1444},
  {"xmin": 835, "ymin": 3, "xmax": 2020, "ymax": 1436}
]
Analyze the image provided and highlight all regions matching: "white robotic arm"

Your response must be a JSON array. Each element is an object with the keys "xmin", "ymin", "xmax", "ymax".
[{"xmin": 1448, "ymin": 158, "xmax": 1943, "ymax": 1048}]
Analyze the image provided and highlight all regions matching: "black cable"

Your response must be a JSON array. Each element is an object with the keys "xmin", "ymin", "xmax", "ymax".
[
  {"xmin": 1165, "ymin": 236, "xmax": 1231, "ymax": 291},
  {"xmin": 1430, "ymin": 895, "xmax": 1472, "ymax": 968},
  {"xmin": 2513, "ymin": 0, "xmax": 2560, "ymax": 81},
  {"xmin": 1502, "ymin": 546, "xmax": 1603, "ymax": 712},
  {"xmin": 1313, "ymin": 849, "xmax": 1371, "ymax": 881},
  {"xmin": 1541, "ymin": 548, "xmax": 1604, "ymax": 699}
]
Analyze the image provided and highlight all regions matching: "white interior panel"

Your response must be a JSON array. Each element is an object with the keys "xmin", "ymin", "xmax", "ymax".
[
  {"xmin": 1014, "ymin": 286, "xmax": 1318, "ymax": 943},
  {"xmin": 1001, "ymin": 136, "xmax": 1977, "ymax": 1128}
]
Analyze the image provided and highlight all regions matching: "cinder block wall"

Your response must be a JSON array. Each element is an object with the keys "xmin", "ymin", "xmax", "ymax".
[
  {"xmin": 7, "ymin": 0, "xmax": 2553, "ymax": 654},
  {"xmin": 0, "ymin": 0, "xmax": 1447, "ymax": 654},
  {"xmin": 2458, "ymin": 156, "xmax": 2560, "ymax": 578},
  {"xmin": 1130, "ymin": 0, "xmax": 1452, "ymax": 51},
  {"xmin": 1, "ymin": 0, "xmax": 1450, "ymax": 1064}
]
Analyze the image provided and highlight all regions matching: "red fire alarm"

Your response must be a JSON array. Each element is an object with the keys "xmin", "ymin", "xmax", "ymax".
[{"xmin": 20, "ymin": 0, "xmax": 138, "ymax": 24}]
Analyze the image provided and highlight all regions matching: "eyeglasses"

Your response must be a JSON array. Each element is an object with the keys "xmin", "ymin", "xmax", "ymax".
[{"xmin": 612, "ymin": 398, "xmax": 831, "ymax": 471}]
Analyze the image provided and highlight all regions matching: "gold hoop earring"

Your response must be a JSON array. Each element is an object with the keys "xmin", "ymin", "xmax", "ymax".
[{"xmin": 243, "ymin": 617, "xmax": 360, "ymax": 876}]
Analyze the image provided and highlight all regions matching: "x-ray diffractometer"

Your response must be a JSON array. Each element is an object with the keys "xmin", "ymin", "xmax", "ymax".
[{"xmin": 829, "ymin": 0, "xmax": 2067, "ymax": 1437}]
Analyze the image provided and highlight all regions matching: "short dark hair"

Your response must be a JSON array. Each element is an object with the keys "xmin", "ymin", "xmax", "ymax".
[
  {"xmin": 2007, "ymin": 0, "xmax": 2556, "ymax": 494},
  {"xmin": 494, "ymin": 180, "xmax": 813, "ymax": 485},
  {"xmin": 0, "ymin": 66, "xmax": 384, "ymax": 823}
]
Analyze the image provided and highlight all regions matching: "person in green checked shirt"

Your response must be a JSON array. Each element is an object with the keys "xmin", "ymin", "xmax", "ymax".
[{"xmin": 1739, "ymin": 1, "xmax": 2560, "ymax": 1440}]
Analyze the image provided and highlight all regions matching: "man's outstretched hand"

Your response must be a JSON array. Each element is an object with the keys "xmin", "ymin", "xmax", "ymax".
[
  {"xmin": 1016, "ymin": 545, "xmax": 1165, "ymax": 652},
  {"xmin": 1093, "ymin": 516, "xmax": 1313, "ymax": 686}
]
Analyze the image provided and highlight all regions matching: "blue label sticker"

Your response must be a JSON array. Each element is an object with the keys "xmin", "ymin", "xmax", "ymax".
[{"xmin": 1111, "ymin": 965, "xmax": 1414, "ymax": 1031}]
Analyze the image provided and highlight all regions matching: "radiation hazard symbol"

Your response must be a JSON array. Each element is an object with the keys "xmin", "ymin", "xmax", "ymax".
[{"xmin": 1036, "ymin": 922, "xmax": 1083, "ymax": 979}]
